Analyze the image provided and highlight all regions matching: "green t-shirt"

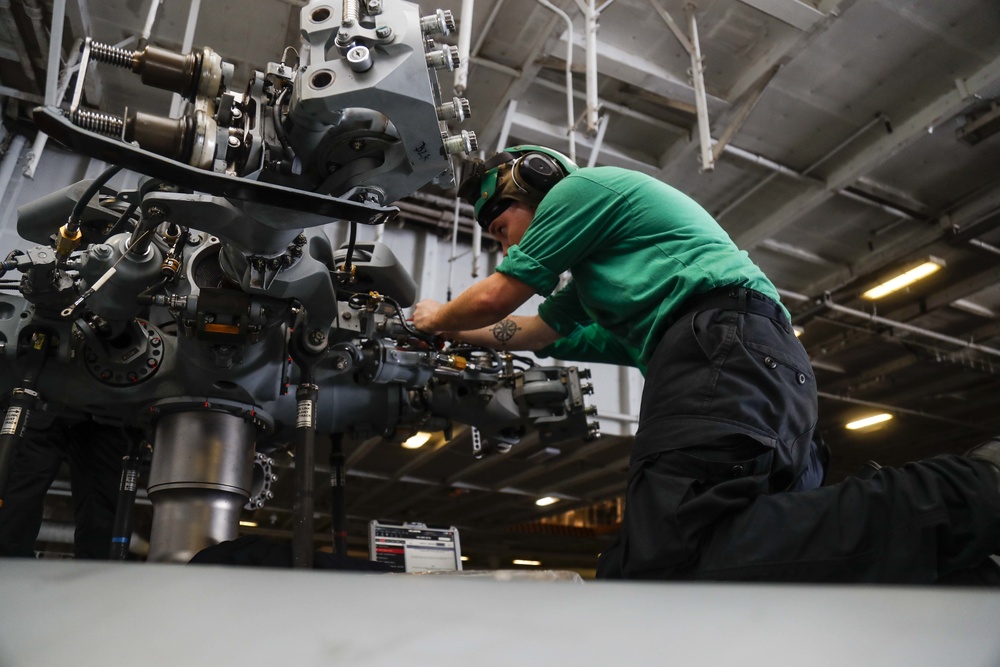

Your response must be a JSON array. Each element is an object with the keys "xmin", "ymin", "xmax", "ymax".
[{"xmin": 495, "ymin": 166, "xmax": 784, "ymax": 373}]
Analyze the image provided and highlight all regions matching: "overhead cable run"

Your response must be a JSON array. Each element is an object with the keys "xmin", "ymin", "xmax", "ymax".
[{"xmin": 778, "ymin": 288, "xmax": 1000, "ymax": 361}]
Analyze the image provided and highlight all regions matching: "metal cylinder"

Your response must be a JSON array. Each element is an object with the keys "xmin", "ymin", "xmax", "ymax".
[
  {"xmin": 147, "ymin": 410, "xmax": 257, "ymax": 563},
  {"xmin": 136, "ymin": 45, "xmax": 198, "ymax": 97},
  {"xmin": 346, "ymin": 44, "xmax": 373, "ymax": 72}
]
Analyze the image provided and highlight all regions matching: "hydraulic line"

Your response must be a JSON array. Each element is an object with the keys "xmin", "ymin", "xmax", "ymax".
[{"xmin": 57, "ymin": 165, "xmax": 123, "ymax": 257}]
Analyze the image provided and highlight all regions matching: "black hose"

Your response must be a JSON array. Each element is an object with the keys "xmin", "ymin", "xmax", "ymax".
[
  {"xmin": 272, "ymin": 87, "xmax": 293, "ymax": 155},
  {"xmin": 343, "ymin": 222, "xmax": 358, "ymax": 276},
  {"xmin": 449, "ymin": 344, "xmax": 504, "ymax": 374},
  {"xmin": 105, "ymin": 201, "xmax": 139, "ymax": 237},
  {"xmin": 68, "ymin": 165, "xmax": 123, "ymax": 233}
]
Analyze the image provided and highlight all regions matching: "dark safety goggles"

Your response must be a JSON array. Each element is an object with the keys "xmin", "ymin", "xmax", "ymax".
[{"xmin": 476, "ymin": 196, "xmax": 513, "ymax": 231}]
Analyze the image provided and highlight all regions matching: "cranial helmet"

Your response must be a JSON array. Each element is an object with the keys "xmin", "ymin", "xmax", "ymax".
[{"xmin": 457, "ymin": 145, "xmax": 578, "ymax": 230}]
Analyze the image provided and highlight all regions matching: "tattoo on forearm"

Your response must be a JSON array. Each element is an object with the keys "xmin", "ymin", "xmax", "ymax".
[{"xmin": 492, "ymin": 319, "xmax": 521, "ymax": 346}]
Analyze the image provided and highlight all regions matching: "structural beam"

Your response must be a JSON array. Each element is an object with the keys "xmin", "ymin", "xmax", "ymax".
[
  {"xmin": 733, "ymin": 52, "xmax": 1000, "ymax": 250},
  {"xmin": 733, "ymin": 0, "xmax": 826, "ymax": 31},
  {"xmin": 803, "ymin": 182, "xmax": 1000, "ymax": 297},
  {"xmin": 560, "ymin": 30, "xmax": 726, "ymax": 109}
]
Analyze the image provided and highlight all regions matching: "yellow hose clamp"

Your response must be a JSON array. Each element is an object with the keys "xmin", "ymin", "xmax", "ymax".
[
  {"xmin": 161, "ymin": 256, "xmax": 181, "ymax": 276},
  {"xmin": 55, "ymin": 225, "xmax": 83, "ymax": 257}
]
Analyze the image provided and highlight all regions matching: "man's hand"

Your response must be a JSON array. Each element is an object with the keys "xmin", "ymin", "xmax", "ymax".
[{"xmin": 412, "ymin": 299, "xmax": 444, "ymax": 334}]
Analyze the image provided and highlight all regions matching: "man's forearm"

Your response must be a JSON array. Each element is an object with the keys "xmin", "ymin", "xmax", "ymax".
[
  {"xmin": 453, "ymin": 315, "xmax": 560, "ymax": 351},
  {"xmin": 426, "ymin": 272, "xmax": 536, "ymax": 333}
]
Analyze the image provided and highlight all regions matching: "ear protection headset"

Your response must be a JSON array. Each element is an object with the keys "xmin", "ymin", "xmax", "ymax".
[{"xmin": 460, "ymin": 145, "xmax": 578, "ymax": 229}]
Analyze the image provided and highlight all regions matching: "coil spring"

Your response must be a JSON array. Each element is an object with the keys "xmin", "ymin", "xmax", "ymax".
[
  {"xmin": 72, "ymin": 109, "xmax": 124, "ymax": 137},
  {"xmin": 89, "ymin": 40, "xmax": 136, "ymax": 69},
  {"xmin": 343, "ymin": 0, "xmax": 359, "ymax": 25}
]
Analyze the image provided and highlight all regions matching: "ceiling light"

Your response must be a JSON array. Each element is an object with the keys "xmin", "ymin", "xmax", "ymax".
[
  {"xmin": 845, "ymin": 413, "xmax": 893, "ymax": 430},
  {"xmin": 402, "ymin": 431, "xmax": 432, "ymax": 449},
  {"xmin": 512, "ymin": 559, "xmax": 542, "ymax": 566},
  {"xmin": 862, "ymin": 259, "xmax": 943, "ymax": 299},
  {"xmin": 535, "ymin": 496, "xmax": 560, "ymax": 506},
  {"xmin": 460, "ymin": 556, "xmax": 469, "ymax": 562},
  {"xmin": 239, "ymin": 520, "xmax": 258, "ymax": 528},
  {"xmin": 793, "ymin": 326, "xmax": 804, "ymax": 338}
]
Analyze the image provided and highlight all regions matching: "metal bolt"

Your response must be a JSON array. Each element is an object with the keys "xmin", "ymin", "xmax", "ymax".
[
  {"xmin": 376, "ymin": 25, "xmax": 391, "ymax": 39},
  {"xmin": 441, "ymin": 130, "xmax": 478, "ymax": 155},
  {"xmin": 228, "ymin": 135, "xmax": 241, "ymax": 147},
  {"xmin": 352, "ymin": 139, "xmax": 365, "ymax": 151},
  {"xmin": 308, "ymin": 329, "xmax": 326, "ymax": 346},
  {"xmin": 90, "ymin": 244, "xmax": 113, "ymax": 261},
  {"xmin": 147, "ymin": 359, "xmax": 157, "ymax": 368}
]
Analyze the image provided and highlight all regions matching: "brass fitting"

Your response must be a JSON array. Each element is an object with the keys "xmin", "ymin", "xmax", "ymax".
[{"xmin": 55, "ymin": 224, "xmax": 84, "ymax": 257}]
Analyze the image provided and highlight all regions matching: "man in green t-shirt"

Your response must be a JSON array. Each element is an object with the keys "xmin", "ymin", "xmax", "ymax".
[{"xmin": 413, "ymin": 145, "xmax": 1000, "ymax": 583}]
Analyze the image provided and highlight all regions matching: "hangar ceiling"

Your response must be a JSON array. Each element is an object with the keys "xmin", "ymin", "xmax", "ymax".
[{"xmin": 2, "ymin": 0, "xmax": 1000, "ymax": 571}]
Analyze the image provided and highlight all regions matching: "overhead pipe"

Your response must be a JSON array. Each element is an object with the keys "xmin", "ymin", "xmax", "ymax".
[
  {"xmin": 139, "ymin": 0, "xmax": 164, "ymax": 49},
  {"xmin": 968, "ymin": 238, "xmax": 1000, "ymax": 257},
  {"xmin": 817, "ymin": 391, "xmax": 992, "ymax": 432},
  {"xmin": 575, "ymin": 0, "xmax": 600, "ymax": 135},
  {"xmin": 536, "ymin": 0, "xmax": 577, "ymax": 162},
  {"xmin": 454, "ymin": 0, "xmax": 474, "ymax": 95},
  {"xmin": 586, "ymin": 113, "xmax": 609, "ymax": 167},
  {"xmin": 685, "ymin": 4, "xmax": 713, "ymax": 171},
  {"xmin": 447, "ymin": 193, "xmax": 462, "ymax": 300},
  {"xmin": 821, "ymin": 294, "xmax": 1000, "ymax": 360},
  {"xmin": 452, "ymin": 0, "xmax": 475, "ymax": 280},
  {"xmin": 717, "ymin": 113, "xmax": 891, "ymax": 220},
  {"xmin": 781, "ymin": 287, "xmax": 1000, "ymax": 365}
]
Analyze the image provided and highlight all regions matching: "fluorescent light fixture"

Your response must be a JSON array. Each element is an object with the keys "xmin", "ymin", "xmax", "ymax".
[
  {"xmin": 512, "ymin": 559, "xmax": 542, "ymax": 566},
  {"xmin": 793, "ymin": 326, "xmax": 804, "ymax": 338},
  {"xmin": 460, "ymin": 556, "xmax": 469, "ymax": 562},
  {"xmin": 239, "ymin": 520, "xmax": 258, "ymax": 528},
  {"xmin": 845, "ymin": 413, "xmax": 893, "ymax": 430},
  {"xmin": 862, "ymin": 259, "xmax": 943, "ymax": 299},
  {"xmin": 535, "ymin": 496, "xmax": 560, "ymax": 507},
  {"xmin": 402, "ymin": 431, "xmax": 432, "ymax": 449}
]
